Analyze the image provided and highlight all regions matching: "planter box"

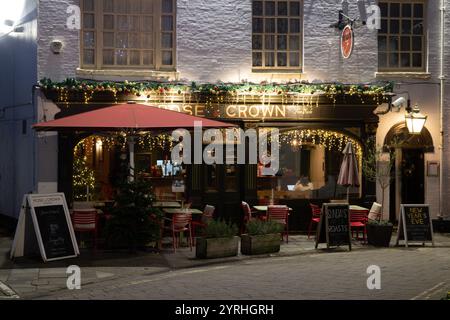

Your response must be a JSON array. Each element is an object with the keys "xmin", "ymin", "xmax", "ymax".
[
  {"xmin": 241, "ymin": 234, "xmax": 281, "ymax": 255},
  {"xmin": 367, "ymin": 223, "xmax": 393, "ymax": 247},
  {"xmin": 196, "ymin": 236, "xmax": 239, "ymax": 259}
]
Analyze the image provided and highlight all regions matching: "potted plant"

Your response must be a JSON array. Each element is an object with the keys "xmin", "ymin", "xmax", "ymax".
[
  {"xmin": 362, "ymin": 137, "xmax": 394, "ymax": 247},
  {"xmin": 241, "ymin": 220, "xmax": 283, "ymax": 255},
  {"xmin": 196, "ymin": 220, "xmax": 239, "ymax": 259}
]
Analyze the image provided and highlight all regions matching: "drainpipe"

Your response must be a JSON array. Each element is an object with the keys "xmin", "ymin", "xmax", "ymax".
[{"xmin": 439, "ymin": 0, "xmax": 446, "ymax": 219}]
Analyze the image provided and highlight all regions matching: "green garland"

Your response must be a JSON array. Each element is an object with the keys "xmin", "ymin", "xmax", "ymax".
[{"xmin": 39, "ymin": 78, "xmax": 394, "ymax": 101}]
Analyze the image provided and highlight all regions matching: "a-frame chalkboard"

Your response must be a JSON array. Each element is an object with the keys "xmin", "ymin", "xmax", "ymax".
[
  {"xmin": 11, "ymin": 193, "xmax": 80, "ymax": 262},
  {"xmin": 396, "ymin": 204, "xmax": 434, "ymax": 247},
  {"xmin": 315, "ymin": 203, "xmax": 351, "ymax": 251}
]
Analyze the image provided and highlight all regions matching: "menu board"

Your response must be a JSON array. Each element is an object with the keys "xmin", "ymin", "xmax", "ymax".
[
  {"xmin": 396, "ymin": 204, "xmax": 434, "ymax": 247},
  {"xmin": 315, "ymin": 204, "xmax": 351, "ymax": 251}
]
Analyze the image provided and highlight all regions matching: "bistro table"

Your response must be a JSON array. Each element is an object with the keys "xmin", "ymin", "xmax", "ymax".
[
  {"xmin": 349, "ymin": 205, "xmax": 369, "ymax": 212},
  {"xmin": 253, "ymin": 206, "xmax": 293, "ymax": 212},
  {"xmin": 153, "ymin": 201, "xmax": 182, "ymax": 208}
]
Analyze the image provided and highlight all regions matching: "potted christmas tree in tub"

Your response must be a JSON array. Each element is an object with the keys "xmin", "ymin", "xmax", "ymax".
[
  {"xmin": 241, "ymin": 220, "xmax": 283, "ymax": 255},
  {"xmin": 196, "ymin": 220, "xmax": 239, "ymax": 259}
]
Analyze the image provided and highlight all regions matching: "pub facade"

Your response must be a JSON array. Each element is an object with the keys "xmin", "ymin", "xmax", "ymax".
[{"xmin": 1, "ymin": 0, "xmax": 449, "ymax": 229}]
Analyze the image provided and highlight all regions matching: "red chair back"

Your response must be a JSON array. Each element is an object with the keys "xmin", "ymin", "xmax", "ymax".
[
  {"xmin": 72, "ymin": 210, "xmax": 97, "ymax": 231},
  {"xmin": 310, "ymin": 204, "xmax": 322, "ymax": 218},
  {"xmin": 267, "ymin": 205, "xmax": 289, "ymax": 225},
  {"xmin": 350, "ymin": 210, "xmax": 368, "ymax": 223},
  {"xmin": 241, "ymin": 201, "xmax": 253, "ymax": 222},
  {"xmin": 172, "ymin": 213, "xmax": 192, "ymax": 231}
]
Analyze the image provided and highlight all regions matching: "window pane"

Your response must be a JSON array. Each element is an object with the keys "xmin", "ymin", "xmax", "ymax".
[
  {"xmin": 162, "ymin": 33, "xmax": 173, "ymax": 49},
  {"xmin": 401, "ymin": 53, "xmax": 410, "ymax": 68},
  {"xmin": 389, "ymin": 36, "xmax": 399, "ymax": 51},
  {"xmin": 277, "ymin": 52, "xmax": 287, "ymax": 66},
  {"xmin": 129, "ymin": 0, "xmax": 141, "ymax": 13},
  {"xmin": 379, "ymin": 3, "xmax": 388, "ymax": 17},
  {"xmin": 378, "ymin": 36, "xmax": 387, "ymax": 51},
  {"xmin": 290, "ymin": 18, "xmax": 300, "ymax": 33},
  {"xmin": 83, "ymin": 0, "xmax": 94, "ymax": 11},
  {"xmin": 142, "ymin": 33, "xmax": 153, "ymax": 48},
  {"xmin": 130, "ymin": 51, "xmax": 140, "ymax": 65},
  {"xmin": 253, "ymin": 1, "xmax": 263, "ymax": 15},
  {"xmin": 277, "ymin": 35, "xmax": 287, "ymax": 50},
  {"xmin": 130, "ymin": 16, "xmax": 139, "ymax": 31},
  {"xmin": 402, "ymin": 3, "xmax": 412, "ymax": 17},
  {"xmin": 103, "ymin": 49, "xmax": 114, "ymax": 65},
  {"xmin": 253, "ymin": 18, "xmax": 263, "ymax": 33},
  {"xmin": 83, "ymin": 49, "xmax": 95, "ymax": 64},
  {"xmin": 289, "ymin": 35, "xmax": 300, "ymax": 50},
  {"xmin": 265, "ymin": 52, "xmax": 275, "ymax": 66},
  {"xmin": 162, "ymin": 16, "xmax": 173, "ymax": 31},
  {"xmin": 401, "ymin": 36, "xmax": 410, "ymax": 51},
  {"xmin": 412, "ymin": 36, "xmax": 422, "ymax": 51},
  {"xmin": 412, "ymin": 53, "xmax": 422, "ymax": 67},
  {"xmin": 278, "ymin": 2, "xmax": 288, "ymax": 16},
  {"xmin": 103, "ymin": 32, "xmax": 114, "ymax": 47},
  {"xmin": 83, "ymin": 13, "xmax": 95, "ymax": 28},
  {"xmin": 380, "ymin": 19, "xmax": 388, "ymax": 33},
  {"xmin": 117, "ymin": 15, "xmax": 128, "ymax": 31},
  {"xmin": 413, "ymin": 20, "xmax": 423, "ymax": 35},
  {"xmin": 103, "ymin": 0, "xmax": 113, "ymax": 13},
  {"xmin": 143, "ymin": 51, "xmax": 153, "ymax": 65},
  {"xmin": 83, "ymin": 31, "xmax": 95, "ymax": 48},
  {"xmin": 265, "ymin": 35, "xmax": 275, "ymax": 50},
  {"xmin": 277, "ymin": 18, "xmax": 288, "ymax": 33},
  {"xmin": 390, "ymin": 19, "xmax": 399, "ymax": 33},
  {"xmin": 115, "ymin": 0, "xmax": 128, "ymax": 13},
  {"xmin": 162, "ymin": 0, "xmax": 173, "ymax": 13},
  {"xmin": 414, "ymin": 4, "xmax": 423, "ymax": 18},
  {"xmin": 389, "ymin": 52, "xmax": 399, "ymax": 68},
  {"xmin": 379, "ymin": 52, "xmax": 387, "ymax": 68},
  {"xmin": 104, "ymin": 15, "xmax": 114, "ymax": 29},
  {"xmin": 390, "ymin": 3, "xmax": 400, "ymax": 17},
  {"xmin": 265, "ymin": 1, "xmax": 275, "ymax": 16},
  {"xmin": 129, "ymin": 33, "xmax": 140, "ymax": 48},
  {"xmin": 253, "ymin": 52, "xmax": 262, "ymax": 67},
  {"xmin": 142, "ymin": 0, "xmax": 154, "ymax": 13},
  {"xmin": 252, "ymin": 35, "xmax": 263, "ymax": 50},
  {"xmin": 116, "ymin": 50, "xmax": 128, "ymax": 65},
  {"xmin": 265, "ymin": 18, "xmax": 275, "ymax": 33},
  {"xmin": 289, "ymin": 52, "xmax": 300, "ymax": 67},
  {"xmin": 116, "ymin": 33, "xmax": 128, "ymax": 48},
  {"xmin": 401, "ymin": 20, "xmax": 411, "ymax": 34},
  {"xmin": 162, "ymin": 51, "xmax": 173, "ymax": 65},
  {"xmin": 290, "ymin": 1, "xmax": 301, "ymax": 16},
  {"xmin": 142, "ymin": 16, "xmax": 153, "ymax": 32}
]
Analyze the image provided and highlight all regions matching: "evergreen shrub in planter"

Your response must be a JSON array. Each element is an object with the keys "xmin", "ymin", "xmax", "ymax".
[
  {"xmin": 366, "ymin": 220, "xmax": 393, "ymax": 247},
  {"xmin": 241, "ymin": 220, "xmax": 283, "ymax": 255},
  {"xmin": 196, "ymin": 220, "xmax": 239, "ymax": 259}
]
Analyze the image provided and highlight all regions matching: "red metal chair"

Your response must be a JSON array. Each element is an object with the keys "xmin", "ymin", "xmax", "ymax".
[
  {"xmin": 350, "ymin": 209, "xmax": 368, "ymax": 243},
  {"xmin": 308, "ymin": 204, "xmax": 322, "ymax": 239},
  {"xmin": 164, "ymin": 213, "xmax": 193, "ymax": 252},
  {"xmin": 191, "ymin": 205, "xmax": 215, "ymax": 239},
  {"xmin": 72, "ymin": 209, "xmax": 99, "ymax": 250},
  {"xmin": 267, "ymin": 205, "xmax": 289, "ymax": 243},
  {"xmin": 241, "ymin": 201, "xmax": 257, "ymax": 234}
]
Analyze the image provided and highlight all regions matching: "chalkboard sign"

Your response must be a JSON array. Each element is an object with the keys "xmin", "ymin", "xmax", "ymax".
[
  {"xmin": 315, "ymin": 204, "xmax": 351, "ymax": 251},
  {"xmin": 11, "ymin": 193, "xmax": 79, "ymax": 262},
  {"xmin": 396, "ymin": 204, "xmax": 434, "ymax": 247}
]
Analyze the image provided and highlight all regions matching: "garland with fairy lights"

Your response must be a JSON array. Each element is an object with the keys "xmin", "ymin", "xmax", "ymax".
[{"xmin": 38, "ymin": 78, "xmax": 394, "ymax": 106}]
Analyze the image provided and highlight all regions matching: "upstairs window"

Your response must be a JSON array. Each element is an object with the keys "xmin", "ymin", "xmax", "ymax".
[
  {"xmin": 81, "ymin": 0, "xmax": 175, "ymax": 70},
  {"xmin": 252, "ymin": 1, "xmax": 303, "ymax": 71},
  {"xmin": 378, "ymin": 1, "xmax": 426, "ymax": 71}
]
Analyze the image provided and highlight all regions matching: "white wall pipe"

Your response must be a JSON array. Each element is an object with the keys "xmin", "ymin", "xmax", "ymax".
[{"xmin": 439, "ymin": 0, "xmax": 446, "ymax": 218}]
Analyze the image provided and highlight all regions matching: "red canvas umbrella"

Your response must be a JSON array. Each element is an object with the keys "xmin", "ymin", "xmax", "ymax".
[
  {"xmin": 33, "ymin": 103, "xmax": 235, "ymax": 180},
  {"xmin": 337, "ymin": 142, "xmax": 360, "ymax": 202}
]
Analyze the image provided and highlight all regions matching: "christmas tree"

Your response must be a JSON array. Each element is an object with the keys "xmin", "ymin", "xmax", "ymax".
[{"xmin": 73, "ymin": 154, "xmax": 96, "ymax": 201}]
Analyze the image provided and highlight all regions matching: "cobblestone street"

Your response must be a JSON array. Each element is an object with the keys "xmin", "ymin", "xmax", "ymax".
[{"xmin": 33, "ymin": 246, "xmax": 450, "ymax": 300}]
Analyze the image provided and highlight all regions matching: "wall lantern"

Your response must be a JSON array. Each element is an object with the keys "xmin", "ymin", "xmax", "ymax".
[{"xmin": 405, "ymin": 105, "xmax": 427, "ymax": 135}]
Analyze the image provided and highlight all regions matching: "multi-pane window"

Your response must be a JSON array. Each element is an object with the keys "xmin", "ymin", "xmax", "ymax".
[
  {"xmin": 378, "ymin": 1, "xmax": 426, "ymax": 71},
  {"xmin": 252, "ymin": 0, "xmax": 303, "ymax": 70},
  {"xmin": 81, "ymin": 0, "xmax": 175, "ymax": 70}
]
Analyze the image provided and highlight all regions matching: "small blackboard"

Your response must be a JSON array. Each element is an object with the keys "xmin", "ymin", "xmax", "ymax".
[
  {"xmin": 315, "ymin": 204, "xmax": 351, "ymax": 251},
  {"xmin": 396, "ymin": 204, "xmax": 434, "ymax": 247},
  {"xmin": 11, "ymin": 193, "xmax": 79, "ymax": 262}
]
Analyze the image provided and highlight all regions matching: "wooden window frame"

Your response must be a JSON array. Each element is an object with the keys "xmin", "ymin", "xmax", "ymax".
[
  {"xmin": 378, "ymin": 0, "xmax": 427, "ymax": 72},
  {"xmin": 252, "ymin": 0, "xmax": 304, "ymax": 72},
  {"xmin": 80, "ymin": 0, "xmax": 176, "ymax": 71}
]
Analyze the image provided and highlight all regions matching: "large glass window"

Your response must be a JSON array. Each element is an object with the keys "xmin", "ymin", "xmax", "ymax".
[
  {"xmin": 252, "ymin": 0, "xmax": 303, "ymax": 70},
  {"xmin": 81, "ymin": 0, "xmax": 176, "ymax": 70},
  {"xmin": 378, "ymin": 1, "xmax": 426, "ymax": 71}
]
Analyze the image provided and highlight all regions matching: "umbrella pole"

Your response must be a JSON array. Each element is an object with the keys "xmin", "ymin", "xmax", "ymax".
[{"xmin": 128, "ymin": 136, "xmax": 135, "ymax": 182}]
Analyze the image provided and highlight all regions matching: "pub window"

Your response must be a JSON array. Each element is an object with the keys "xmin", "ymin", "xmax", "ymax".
[
  {"xmin": 252, "ymin": 0, "xmax": 303, "ymax": 71},
  {"xmin": 81, "ymin": 0, "xmax": 176, "ymax": 70},
  {"xmin": 378, "ymin": 1, "xmax": 426, "ymax": 71}
]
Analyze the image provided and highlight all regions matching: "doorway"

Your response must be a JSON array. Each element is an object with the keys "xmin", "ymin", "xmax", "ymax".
[{"xmin": 401, "ymin": 149, "xmax": 425, "ymax": 204}]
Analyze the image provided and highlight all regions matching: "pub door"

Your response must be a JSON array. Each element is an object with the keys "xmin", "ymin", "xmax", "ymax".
[{"xmin": 401, "ymin": 149, "xmax": 425, "ymax": 204}]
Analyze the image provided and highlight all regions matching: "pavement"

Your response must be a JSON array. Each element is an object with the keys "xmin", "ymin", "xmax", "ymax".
[{"xmin": 0, "ymin": 232, "xmax": 449, "ymax": 300}]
